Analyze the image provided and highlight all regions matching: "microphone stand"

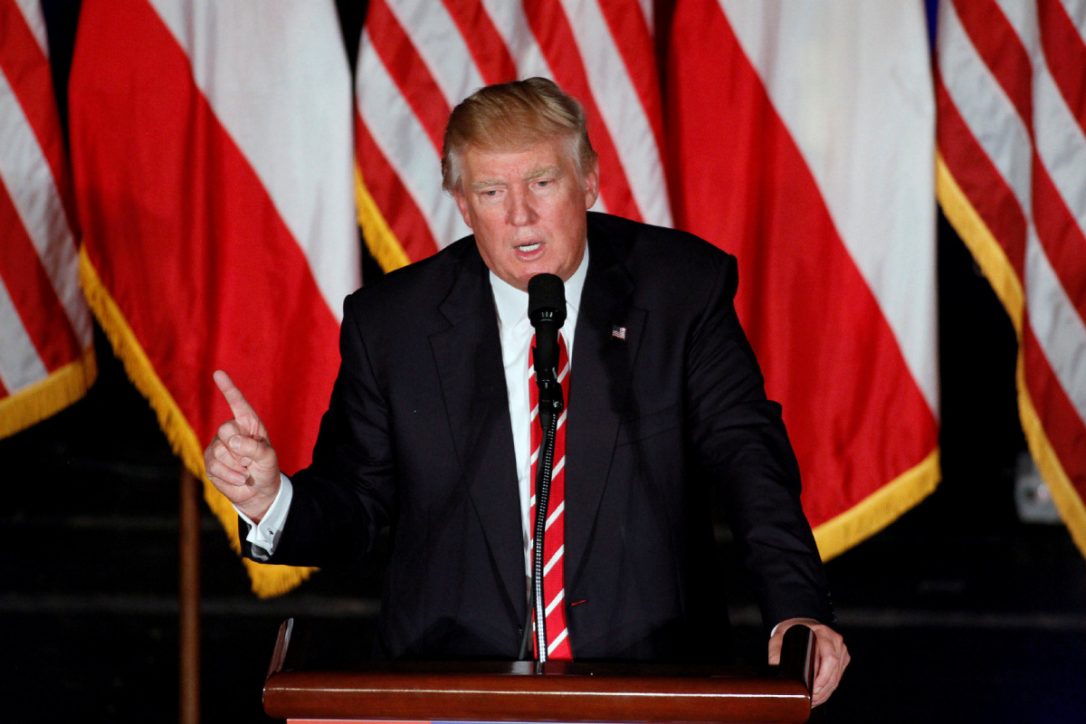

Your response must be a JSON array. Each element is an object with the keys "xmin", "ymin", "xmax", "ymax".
[{"xmin": 517, "ymin": 361, "xmax": 564, "ymax": 665}]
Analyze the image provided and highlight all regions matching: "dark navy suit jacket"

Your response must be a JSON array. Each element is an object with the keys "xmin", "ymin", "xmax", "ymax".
[{"xmin": 247, "ymin": 212, "xmax": 833, "ymax": 661}]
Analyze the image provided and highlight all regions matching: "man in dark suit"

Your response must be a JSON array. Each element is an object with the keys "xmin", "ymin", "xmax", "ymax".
[{"xmin": 205, "ymin": 78, "xmax": 848, "ymax": 705}]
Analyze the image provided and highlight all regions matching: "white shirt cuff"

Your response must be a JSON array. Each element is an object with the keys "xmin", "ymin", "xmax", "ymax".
[{"xmin": 236, "ymin": 473, "xmax": 293, "ymax": 560}]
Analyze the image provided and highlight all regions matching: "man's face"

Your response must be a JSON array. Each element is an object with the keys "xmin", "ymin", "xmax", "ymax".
[{"xmin": 452, "ymin": 136, "xmax": 600, "ymax": 291}]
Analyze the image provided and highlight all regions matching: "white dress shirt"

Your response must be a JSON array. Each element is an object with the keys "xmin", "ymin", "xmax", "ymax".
[
  {"xmin": 489, "ymin": 251, "xmax": 587, "ymax": 575},
  {"xmin": 240, "ymin": 248, "xmax": 589, "ymax": 565}
]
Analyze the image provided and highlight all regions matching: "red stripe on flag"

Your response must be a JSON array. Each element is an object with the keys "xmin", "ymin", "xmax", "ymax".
[
  {"xmin": 1022, "ymin": 324, "xmax": 1086, "ymax": 495},
  {"xmin": 69, "ymin": 0, "xmax": 340, "ymax": 472},
  {"xmin": 939, "ymin": 0, "xmax": 1086, "ymax": 557},
  {"xmin": 355, "ymin": 115, "xmax": 440, "ymax": 262},
  {"xmin": 0, "ymin": 0, "xmax": 77, "ymax": 227},
  {"xmin": 950, "ymin": 1, "xmax": 1086, "ymax": 324},
  {"xmin": 1039, "ymin": 0, "xmax": 1086, "ymax": 135},
  {"xmin": 935, "ymin": 76, "xmax": 1028, "ymax": 278},
  {"xmin": 596, "ymin": 0, "xmax": 665, "ymax": 154},
  {"xmin": 1032, "ymin": 159, "xmax": 1086, "ymax": 322},
  {"xmin": 441, "ymin": 0, "xmax": 517, "ymax": 84},
  {"xmin": 365, "ymin": 0, "xmax": 450, "ymax": 155},
  {"xmin": 952, "ymin": 0, "xmax": 1034, "ymax": 134},
  {"xmin": 667, "ymin": 2, "xmax": 937, "ymax": 526},
  {"xmin": 522, "ymin": 0, "xmax": 640, "ymax": 221},
  {"xmin": 0, "ymin": 178, "xmax": 80, "ymax": 370}
]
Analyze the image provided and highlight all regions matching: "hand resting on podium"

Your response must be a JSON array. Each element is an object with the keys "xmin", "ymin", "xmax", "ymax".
[{"xmin": 769, "ymin": 617, "xmax": 849, "ymax": 707}]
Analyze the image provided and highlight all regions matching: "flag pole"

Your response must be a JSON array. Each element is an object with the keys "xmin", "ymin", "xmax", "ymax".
[{"xmin": 180, "ymin": 465, "xmax": 201, "ymax": 724}]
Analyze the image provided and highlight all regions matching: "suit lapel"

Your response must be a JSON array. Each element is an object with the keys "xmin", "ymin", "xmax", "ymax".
[
  {"xmin": 565, "ymin": 232, "xmax": 645, "ymax": 586},
  {"xmin": 424, "ymin": 226, "xmax": 648, "ymax": 620},
  {"xmin": 429, "ymin": 247, "xmax": 525, "ymax": 619}
]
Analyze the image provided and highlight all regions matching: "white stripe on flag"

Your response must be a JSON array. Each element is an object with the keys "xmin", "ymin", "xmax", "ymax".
[
  {"xmin": 0, "ymin": 279, "xmax": 49, "ymax": 390},
  {"xmin": 1026, "ymin": 237, "xmax": 1086, "ymax": 419},
  {"xmin": 0, "ymin": 70, "xmax": 89, "ymax": 346},
  {"xmin": 1062, "ymin": 0, "xmax": 1086, "ymax": 32},
  {"xmin": 637, "ymin": 0, "xmax": 653, "ymax": 28},
  {"xmin": 558, "ymin": 0, "xmax": 671, "ymax": 226},
  {"xmin": 387, "ymin": 0, "xmax": 484, "ymax": 107},
  {"xmin": 994, "ymin": 0, "xmax": 1086, "ymax": 235},
  {"xmin": 481, "ymin": 0, "xmax": 553, "ymax": 79},
  {"xmin": 13, "ymin": 0, "xmax": 49, "ymax": 54},
  {"xmin": 150, "ymin": 0, "xmax": 358, "ymax": 319},
  {"xmin": 939, "ymin": 3, "xmax": 1033, "ymax": 214},
  {"xmin": 357, "ymin": 30, "xmax": 470, "ymax": 248},
  {"xmin": 722, "ymin": 0, "xmax": 938, "ymax": 414},
  {"xmin": 941, "ymin": 0, "xmax": 1086, "ymax": 421}
]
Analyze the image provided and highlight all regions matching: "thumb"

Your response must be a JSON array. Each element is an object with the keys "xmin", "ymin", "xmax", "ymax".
[
  {"xmin": 227, "ymin": 433, "xmax": 278, "ymax": 470},
  {"xmin": 767, "ymin": 635, "xmax": 783, "ymax": 665}
]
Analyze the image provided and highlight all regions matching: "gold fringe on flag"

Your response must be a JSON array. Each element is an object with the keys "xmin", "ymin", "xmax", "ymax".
[
  {"xmin": 814, "ymin": 450, "xmax": 941, "ymax": 561},
  {"xmin": 78, "ymin": 248, "xmax": 316, "ymax": 597},
  {"xmin": 0, "ymin": 347, "xmax": 97, "ymax": 439},
  {"xmin": 355, "ymin": 165, "xmax": 411, "ymax": 273},
  {"xmin": 936, "ymin": 157, "xmax": 1024, "ymax": 330},
  {"xmin": 1017, "ymin": 364, "xmax": 1086, "ymax": 556},
  {"xmin": 936, "ymin": 153, "xmax": 1086, "ymax": 558}
]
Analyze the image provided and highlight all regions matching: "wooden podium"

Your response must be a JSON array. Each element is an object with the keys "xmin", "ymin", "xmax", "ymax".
[{"xmin": 264, "ymin": 619, "xmax": 815, "ymax": 723}]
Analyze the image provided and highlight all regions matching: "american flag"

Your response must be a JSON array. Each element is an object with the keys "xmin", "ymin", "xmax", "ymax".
[
  {"xmin": 353, "ymin": 0, "xmax": 942, "ymax": 560},
  {"xmin": 68, "ymin": 0, "xmax": 359, "ymax": 596},
  {"xmin": 0, "ymin": 0, "xmax": 95, "ymax": 438},
  {"xmin": 9, "ymin": 0, "xmax": 987, "ymax": 598},
  {"xmin": 936, "ymin": 0, "xmax": 1086, "ymax": 556},
  {"xmin": 353, "ymin": 0, "xmax": 671, "ymax": 272},
  {"xmin": 667, "ymin": 1, "xmax": 940, "ymax": 557}
]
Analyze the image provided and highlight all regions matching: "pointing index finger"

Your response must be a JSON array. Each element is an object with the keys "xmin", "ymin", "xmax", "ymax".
[{"xmin": 213, "ymin": 370, "xmax": 263, "ymax": 437}]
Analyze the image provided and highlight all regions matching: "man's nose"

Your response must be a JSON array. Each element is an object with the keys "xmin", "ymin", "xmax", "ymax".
[{"xmin": 506, "ymin": 189, "xmax": 536, "ymax": 226}]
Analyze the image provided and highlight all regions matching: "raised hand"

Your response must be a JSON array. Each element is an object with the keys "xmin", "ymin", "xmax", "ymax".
[{"xmin": 203, "ymin": 370, "xmax": 281, "ymax": 521}]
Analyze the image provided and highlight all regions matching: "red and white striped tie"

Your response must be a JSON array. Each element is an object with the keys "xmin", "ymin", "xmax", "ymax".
[{"xmin": 529, "ymin": 333, "xmax": 572, "ymax": 660}]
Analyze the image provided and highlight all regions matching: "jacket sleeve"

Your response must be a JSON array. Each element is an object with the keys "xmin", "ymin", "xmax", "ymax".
[
  {"xmin": 246, "ymin": 294, "xmax": 397, "ymax": 569},
  {"xmin": 684, "ymin": 254, "xmax": 834, "ymax": 628}
]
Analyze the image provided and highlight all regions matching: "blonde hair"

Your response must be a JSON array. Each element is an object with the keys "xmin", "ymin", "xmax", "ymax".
[{"xmin": 441, "ymin": 77, "xmax": 598, "ymax": 191}]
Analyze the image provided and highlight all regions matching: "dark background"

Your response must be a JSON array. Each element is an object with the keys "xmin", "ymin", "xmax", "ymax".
[{"xmin": 4, "ymin": 2, "xmax": 1084, "ymax": 722}]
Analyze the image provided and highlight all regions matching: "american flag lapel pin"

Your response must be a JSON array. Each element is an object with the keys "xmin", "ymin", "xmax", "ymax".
[{"xmin": 611, "ymin": 325, "xmax": 627, "ymax": 341}]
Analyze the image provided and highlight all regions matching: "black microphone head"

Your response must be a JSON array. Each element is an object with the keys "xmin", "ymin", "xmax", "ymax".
[{"xmin": 528, "ymin": 273, "xmax": 566, "ymax": 328}]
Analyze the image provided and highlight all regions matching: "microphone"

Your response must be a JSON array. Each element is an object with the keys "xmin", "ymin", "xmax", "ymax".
[
  {"xmin": 522, "ymin": 273, "xmax": 567, "ymax": 662},
  {"xmin": 528, "ymin": 274, "xmax": 566, "ymax": 414}
]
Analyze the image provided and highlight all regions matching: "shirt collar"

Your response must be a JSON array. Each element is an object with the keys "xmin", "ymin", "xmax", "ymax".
[{"xmin": 489, "ymin": 244, "xmax": 589, "ymax": 332}]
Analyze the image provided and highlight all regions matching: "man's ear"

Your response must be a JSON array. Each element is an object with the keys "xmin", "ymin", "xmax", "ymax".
[{"xmin": 582, "ymin": 162, "xmax": 600, "ymax": 209}]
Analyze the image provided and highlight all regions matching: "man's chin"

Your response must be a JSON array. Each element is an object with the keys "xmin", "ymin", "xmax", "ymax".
[
  {"xmin": 497, "ymin": 257, "xmax": 569, "ymax": 290},
  {"xmin": 510, "ymin": 264, "xmax": 556, "ymax": 290}
]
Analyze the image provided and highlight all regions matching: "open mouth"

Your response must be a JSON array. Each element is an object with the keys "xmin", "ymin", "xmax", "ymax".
[{"xmin": 515, "ymin": 242, "xmax": 542, "ymax": 253}]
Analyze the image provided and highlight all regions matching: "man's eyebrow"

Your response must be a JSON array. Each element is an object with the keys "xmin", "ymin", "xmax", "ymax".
[
  {"xmin": 470, "ymin": 178, "xmax": 507, "ymax": 191},
  {"xmin": 525, "ymin": 165, "xmax": 561, "ymax": 180},
  {"xmin": 469, "ymin": 166, "xmax": 562, "ymax": 190}
]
